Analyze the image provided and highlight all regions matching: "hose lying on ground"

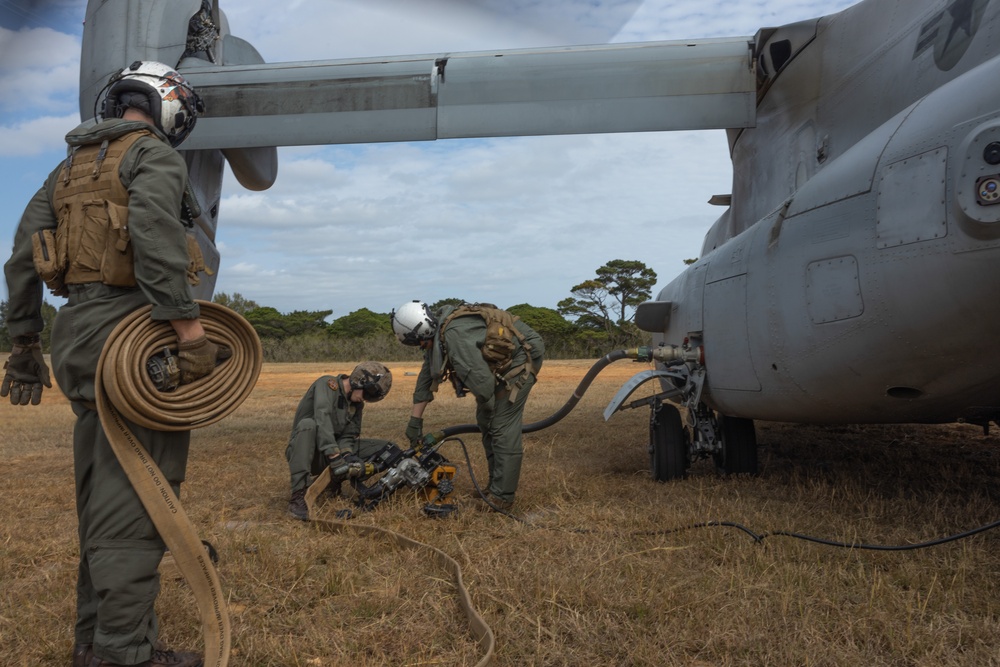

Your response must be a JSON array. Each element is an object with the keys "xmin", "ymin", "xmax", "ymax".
[
  {"xmin": 297, "ymin": 349, "xmax": 656, "ymax": 661},
  {"xmin": 96, "ymin": 300, "xmax": 262, "ymax": 667},
  {"xmin": 304, "ymin": 467, "xmax": 496, "ymax": 667},
  {"xmin": 416, "ymin": 350, "xmax": 638, "ymax": 517}
]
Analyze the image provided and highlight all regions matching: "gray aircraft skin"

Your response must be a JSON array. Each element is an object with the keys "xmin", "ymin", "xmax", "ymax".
[{"xmin": 78, "ymin": 0, "xmax": 1000, "ymax": 478}]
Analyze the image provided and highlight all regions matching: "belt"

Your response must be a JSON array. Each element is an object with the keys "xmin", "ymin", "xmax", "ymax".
[{"xmin": 66, "ymin": 282, "xmax": 139, "ymax": 305}]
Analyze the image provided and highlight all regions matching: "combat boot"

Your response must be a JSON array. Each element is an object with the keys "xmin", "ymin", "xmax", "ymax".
[
  {"xmin": 476, "ymin": 492, "xmax": 514, "ymax": 513},
  {"xmin": 288, "ymin": 488, "xmax": 308, "ymax": 520},
  {"xmin": 72, "ymin": 643, "xmax": 94, "ymax": 667},
  {"xmin": 87, "ymin": 648, "xmax": 203, "ymax": 666}
]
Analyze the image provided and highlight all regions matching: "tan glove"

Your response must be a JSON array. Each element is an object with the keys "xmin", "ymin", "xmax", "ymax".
[
  {"xmin": 177, "ymin": 335, "xmax": 232, "ymax": 384},
  {"xmin": 1, "ymin": 334, "xmax": 52, "ymax": 406},
  {"xmin": 328, "ymin": 452, "xmax": 374, "ymax": 482}
]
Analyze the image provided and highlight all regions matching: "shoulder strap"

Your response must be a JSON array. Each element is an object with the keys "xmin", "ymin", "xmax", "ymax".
[{"xmin": 440, "ymin": 303, "xmax": 527, "ymax": 341}]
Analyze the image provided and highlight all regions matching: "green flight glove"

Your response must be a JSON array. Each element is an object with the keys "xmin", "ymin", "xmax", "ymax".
[
  {"xmin": 177, "ymin": 335, "xmax": 233, "ymax": 384},
  {"xmin": 406, "ymin": 416, "xmax": 424, "ymax": 446},
  {"xmin": 1, "ymin": 334, "xmax": 52, "ymax": 406}
]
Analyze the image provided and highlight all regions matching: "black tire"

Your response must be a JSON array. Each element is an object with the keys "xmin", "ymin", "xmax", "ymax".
[
  {"xmin": 650, "ymin": 403, "xmax": 688, "ymax": 481},
  {"xmin": 717, "ymin": 415, "xmax": 758, "ymax": 475}
]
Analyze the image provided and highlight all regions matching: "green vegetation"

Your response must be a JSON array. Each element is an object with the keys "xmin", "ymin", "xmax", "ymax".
[
  {"xmin": 1, "ymin": 259, "xmax": 657, "ymax": 360},
  {"xmin": 0, "ymin": 299, "xmax": 55, "ymax": 351},
  {"xmin": 557, "ymin": 258, "xmax": 658, "ymax": 350}
]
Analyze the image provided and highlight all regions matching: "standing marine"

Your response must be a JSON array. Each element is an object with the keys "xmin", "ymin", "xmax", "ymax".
[
  {"xmin": 286, "ymin": 361, "xmax": 394, "ymax": 519},
  {"xmin": 390, "ymin": 300, "xmax": 544, "ymax": 511},
  {"xmin": 3, "ymin": 61, "xmax": 229, "ymax": 667}
]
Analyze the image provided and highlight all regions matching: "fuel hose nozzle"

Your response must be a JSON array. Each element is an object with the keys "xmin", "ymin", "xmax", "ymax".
[{"xmin": 146, "ymin": 346, "xmax": 181, "ymax": 392}]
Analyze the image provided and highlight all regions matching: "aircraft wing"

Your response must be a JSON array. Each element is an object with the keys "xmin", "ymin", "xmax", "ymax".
[{"xmin": 179, "ymin": 38, "xmax": 756, "ymax": 151}]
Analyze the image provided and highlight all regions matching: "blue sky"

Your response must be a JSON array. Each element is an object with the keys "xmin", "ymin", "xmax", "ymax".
[{"xmin": 0, "ymin": 0, "xmax": 859, "ymax": 318}]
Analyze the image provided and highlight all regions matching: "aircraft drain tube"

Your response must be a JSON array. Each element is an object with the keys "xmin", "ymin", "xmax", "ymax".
[
  {"xmin": 96, "ymin": 301, "xmax": 263, "ymax": 667},
  {"xmin": 424, "ymin": 347, "xmax": 649, "ymax": 442}
]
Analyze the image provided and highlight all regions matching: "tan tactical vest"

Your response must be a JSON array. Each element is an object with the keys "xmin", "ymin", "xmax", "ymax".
[
  {"xmin": 439, "ymin": 303, "xmax": 531, "ymax": 374},
  {"xmin": 32, "ymin": 129, "xmax": 206, "ymax": 297},
  {"xmin": 432, "ymin": 303, "xmax": 535, "ymax": 395}
]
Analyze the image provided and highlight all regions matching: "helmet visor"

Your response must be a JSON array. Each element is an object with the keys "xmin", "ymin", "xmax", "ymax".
[
  {"xmin": 361, "ymin": 382, "xmax": 387, "ymax": 402},
  {"xmin": 351, "ymin": 364, "xmax": 391, "ymax": 402}
]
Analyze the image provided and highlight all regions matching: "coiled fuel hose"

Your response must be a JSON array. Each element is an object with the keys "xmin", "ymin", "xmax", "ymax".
[{"xmin": 96, "ymin": 301, "xmax": 263, "ymax": 667}]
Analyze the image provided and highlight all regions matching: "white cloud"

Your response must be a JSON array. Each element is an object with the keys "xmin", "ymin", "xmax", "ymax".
[
  {"xmin": 0, "ymin": 26, "xmax": 80, "ymax": 113},
  {"xmin": 220, "ymin": 0, "xmax": 599, "ymax": 64},
  {"xmin": 210, "ymin": 128, "xmax": 732, "ymax": 314},
  {"xmin": 618, "ymin": 0, "xmax": 856, "ymax": 42},
  {"xmin": 0, "ymin": 112, "xmax": 79, "ymax": 155}
]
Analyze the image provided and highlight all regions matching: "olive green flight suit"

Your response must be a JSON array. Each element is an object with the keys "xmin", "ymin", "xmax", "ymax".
[
  {"xmin": 413, "ymin": 305, "xmax": 545, "ymax": 503},
  {"xmin": 4, "ymin": 119, "xmax": 200, "ymax": 665},
  {"xmin": 286, "ymin": 374, "xmax": 392, "ymax": 492}
]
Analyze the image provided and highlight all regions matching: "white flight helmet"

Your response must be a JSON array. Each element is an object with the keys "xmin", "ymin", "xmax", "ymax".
[
  {"xmin": 390, "ymin": 301, "xmax": 438, "ymax": 346},
  {"xmin": 97, "ymin": 60, "xmax": 204, "ymax": 147}
]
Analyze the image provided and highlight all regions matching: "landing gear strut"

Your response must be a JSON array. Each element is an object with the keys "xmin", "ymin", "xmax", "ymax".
[
  {"xmin": 616, "ymin": 371, "xmax": 760, "ymax": 479},
  {"xmin": 686, "ymin": 403, "xmax": 758, "ymax": 477},
  {"xmin": 602, "ymin": 342, "xmax": 760, "ymax": 479}
]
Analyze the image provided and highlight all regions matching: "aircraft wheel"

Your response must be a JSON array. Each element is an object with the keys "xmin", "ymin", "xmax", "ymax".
[
  {"xmin": 716, "ymin": 415, "xmax": 758, "ymax": 475},
  {"xmin": 649, "ymin": 403, "xmax": 688, "ymax": 481}
]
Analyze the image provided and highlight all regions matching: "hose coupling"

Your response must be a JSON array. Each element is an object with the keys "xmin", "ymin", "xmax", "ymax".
[
  {"xmin": 632, "ymin": 344, "xmax": 704, "ymax": 366},
  {"xmin": 421, "ymin": 430, "xmax": 446, "ymax": 448}
]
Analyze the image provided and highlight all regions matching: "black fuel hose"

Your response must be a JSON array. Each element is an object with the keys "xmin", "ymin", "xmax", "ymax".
[{"xmin": 428, "ymin": 349, "xmax": 633, "ymax": 440}]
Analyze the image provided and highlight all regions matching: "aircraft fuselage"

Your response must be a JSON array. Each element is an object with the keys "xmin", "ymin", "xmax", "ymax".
[{"xmin": 654, "ymin": 0, "xmax": 1000, "ymax": 424}]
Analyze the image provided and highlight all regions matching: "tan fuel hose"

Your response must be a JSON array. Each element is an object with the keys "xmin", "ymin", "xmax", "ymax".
[
  {"xmin": 306, "ymin": 468, "xmax": 495, "ymax": 666},
  {"xmin": 96, "ymin": 300, "xmax": 262, "ymax": 667}
]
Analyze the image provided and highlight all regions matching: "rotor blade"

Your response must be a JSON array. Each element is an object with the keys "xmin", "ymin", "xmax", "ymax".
[
  {"xmin": 180, "ymin": 38, "xmax": 755, "ymax": 151},
  {"xmin": 370, "ymin": 0, "xmax": 646, "ymax": 45},
  {"xmin": 474, "ymin": 0, "xmax": 644, "ymax": 43}
]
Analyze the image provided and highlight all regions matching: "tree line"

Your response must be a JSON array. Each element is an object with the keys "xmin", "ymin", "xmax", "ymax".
[{"xmin": 1, "ymin": 259, "xmax": 658, "ymax": 360}]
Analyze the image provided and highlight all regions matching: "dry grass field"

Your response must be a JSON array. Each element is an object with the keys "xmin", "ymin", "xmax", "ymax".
[{"xmin": 4, "ymin": 356, "xmax": 1000, "ymax": 666}]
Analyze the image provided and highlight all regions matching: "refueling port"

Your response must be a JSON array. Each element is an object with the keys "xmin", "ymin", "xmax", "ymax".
[{"xmin": 976, "ymin": 175, "xmax": 1000, "ymax": 205}]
